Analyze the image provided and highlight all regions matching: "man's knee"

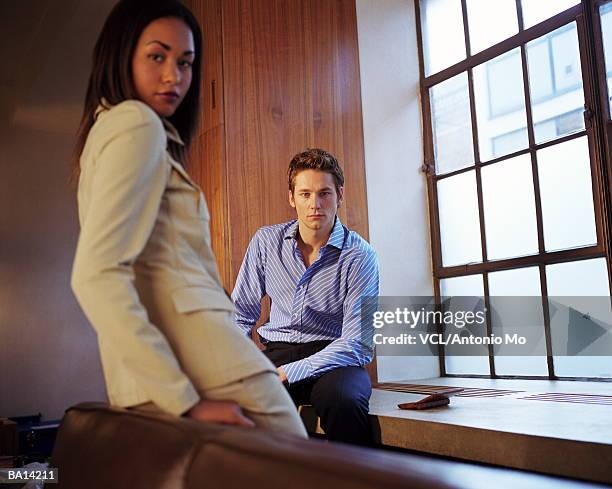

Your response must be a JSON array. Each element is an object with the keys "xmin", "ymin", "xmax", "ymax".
[
  {"xmin": 310, "ymin": 367, "xmax": 371, "ymax": 415},
  {"xmin": 309, "ymin": 367, "xmax": 374, "ymax": 445}
]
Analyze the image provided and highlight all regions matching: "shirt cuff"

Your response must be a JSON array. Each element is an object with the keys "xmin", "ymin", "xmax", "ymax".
[
  {"xmin": 282, "ymin": 359, "xmax": 314, "ymax": 384},
  {"xmin": 234, "ymin": 319, "xmax": 255, "ymax": 338}
]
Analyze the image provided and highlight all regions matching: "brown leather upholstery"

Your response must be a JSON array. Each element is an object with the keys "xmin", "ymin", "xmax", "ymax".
[{"xmin": 51, "ymin": 403, "xmax": 601, "ymax": 489}]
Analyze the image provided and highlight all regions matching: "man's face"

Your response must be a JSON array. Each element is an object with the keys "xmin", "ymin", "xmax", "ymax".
[{"xmin": 289, "ymin": 169, "xmax": 343, "ymax": 234}]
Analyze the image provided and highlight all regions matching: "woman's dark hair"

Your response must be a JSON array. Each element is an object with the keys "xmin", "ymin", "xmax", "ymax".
[{"xmin": 72, "ymin": 0, "xmax": 202, "ymax": 181}]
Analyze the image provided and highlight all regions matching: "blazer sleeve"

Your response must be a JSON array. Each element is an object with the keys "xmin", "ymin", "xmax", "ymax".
[{"xmin": 71, "ymin": 102, "xmax": 199, "ymax": 416}]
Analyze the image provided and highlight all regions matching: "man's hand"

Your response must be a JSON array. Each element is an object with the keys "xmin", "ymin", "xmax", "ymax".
[
  {"xmin": 185, "ymin": 400, "xmax": 255, "ymax": 428},
  {"xmin": 277, "ymin": 366, "xmax": 288, "ymax": 384}
]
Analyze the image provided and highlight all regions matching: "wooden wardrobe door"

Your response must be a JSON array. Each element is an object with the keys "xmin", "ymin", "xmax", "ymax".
[
  {"xmin": 188, "ymin": 0, "xmax": 232, "ymax": 286},
  {"xmin": 188, "ymin": 0, "xmax": 368, "ymax": 289}
]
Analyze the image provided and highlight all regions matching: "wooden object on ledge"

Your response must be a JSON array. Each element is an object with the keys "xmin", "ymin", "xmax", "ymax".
[{"xmin": 397, "ymin": 388, "xmax": 465, "ymax": 410}]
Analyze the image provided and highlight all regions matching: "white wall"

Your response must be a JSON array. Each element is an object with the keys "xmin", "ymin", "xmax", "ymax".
[{"xmin": 356, "ymin": 0, "xmax": 438, "ymax": 380}]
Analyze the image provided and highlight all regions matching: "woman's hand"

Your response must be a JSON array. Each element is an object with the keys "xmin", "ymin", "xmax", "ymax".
[
  {"xmin": 276, "ymin": 366, "xmax": 288, "ymax": 384},
  {"xmin": 185, "ymin": 399, "xmax": 255, "ymax": 428}
]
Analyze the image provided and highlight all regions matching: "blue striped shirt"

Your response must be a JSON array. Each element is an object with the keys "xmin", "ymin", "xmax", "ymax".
[{"xmin": 232, "ymin": 218, "xmax": 379, "ymax": 383}]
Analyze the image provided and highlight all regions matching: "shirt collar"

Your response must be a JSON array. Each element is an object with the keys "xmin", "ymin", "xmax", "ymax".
[
  {"xmin": 95, "ymin": 98, "xmax": 184, "ymax": 146},
  {"xmin": 283, "ymin": 216, "xmax": 345, "ymax": 250},
  {"xmin": 326, "ymin": 217, "xmax": 345, "ymax": 249},
  {"xmin": 283, "ymin": 220, "xmax": 300, "ymax": 241}
]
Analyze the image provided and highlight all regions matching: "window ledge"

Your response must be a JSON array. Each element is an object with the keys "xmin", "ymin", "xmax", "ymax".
[{"xmin": 370, "ymin": 377, "xmax": 612, "ymax": 485}]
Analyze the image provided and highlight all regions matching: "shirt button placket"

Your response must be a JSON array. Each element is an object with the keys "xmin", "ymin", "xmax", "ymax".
[{"xmin": 292, "ymin": 282, "xmax": 306, "ymax": 341}]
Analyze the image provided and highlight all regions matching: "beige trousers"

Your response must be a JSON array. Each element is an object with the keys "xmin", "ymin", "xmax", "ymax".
[
  {"xmin": 134, "ymin": 371, "xmax": 306, "ymax": 437},
  {"xmin": 134, "ymin": 308, "xmax": 307, "ymax": 438}
]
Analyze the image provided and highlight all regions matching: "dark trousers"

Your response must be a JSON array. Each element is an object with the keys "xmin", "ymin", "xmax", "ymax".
[{"xmin": 262, "ymin": 340, "xmax": 373, "ymax": 446}]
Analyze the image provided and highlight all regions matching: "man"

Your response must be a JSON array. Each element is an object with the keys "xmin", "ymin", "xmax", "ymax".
[{"xmin": 232, "ymin": 148, "xmax": 379, "ymax": 445}]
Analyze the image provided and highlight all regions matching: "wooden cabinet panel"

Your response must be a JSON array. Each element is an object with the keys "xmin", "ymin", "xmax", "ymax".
[
  {"xmin": 187, "ymin": 0, "xmax": 231, "ymax": 287},
  {"xmin": 187, "ymin": 0, "xmax": 368, "ymax": 290}
]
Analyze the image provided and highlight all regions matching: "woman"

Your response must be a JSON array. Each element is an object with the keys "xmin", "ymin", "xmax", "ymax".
[{"xmin": 71, "ymin": 0, "xmax": 306, "ymax": 436}]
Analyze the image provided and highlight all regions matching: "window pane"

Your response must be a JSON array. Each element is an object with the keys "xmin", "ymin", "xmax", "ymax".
[
  {"xmin": 521, "ymin": 0, "xmax": 580, "ymax": 29},
  {"xmin": 527, "ymin": 23, "xmax": 585, "ymax": 144},
  {"xmin": 437, "ymin": 171, "xmax": 482, "ymax": 266},
  {"xmin": 527, "ymin": 38, "xmax": 553, "ymax": 102},
  {"xmin": 547, "ymin": 258, "xmax": 610, "ymax": 295},
  {"xmin": 546, "ymin": 259, "xmax": 612, "ymax": 378},
  {"xmin": 473, "ymin": 48, "xmax": 528, "ymax": 161},
  {"xmin": 421, "ymin": 0, "xmax": 467, "ymax": 76},
  {"xmin": 440, "ymin": 275, "xmax": 489, "ymax": 374},
  {"xmin": 551, "ymin": 26, "xmax": 582, "ymax": 91},
  {"xmin": 481, "ymin": 154, "xmax": 539, "ymax": 260},
  {"xmin": 445, "ymin": 355, "xmax": 490, "ymax": 375},
  {"xmin": 600, "ymin": 2, "xmax": 612, "ymax": 117},
  {"xmin": 488, "ymin": 267, "xmax": 548, "ymax": 376},
  {"xmin": 430, "ymin": 73, "xmax": 475, "ymax": 174},
  {"xmin": 465, "ymin": 0, "xmax": 518, "ymax": 54},
  {"xmin": 440, "ymin": 275, "xmax": 484, "ymax": 297},
  {"xmin": 489, "ymin": 267, "xmax": 541, "ymax": 296},
  {"xmin": 537, "ymin": 136, "xmax": 597, "ymax": 251},
  {"xmin": 534, "ymin": 119, "xmax": 557, "ymax": 141},
  {"xmin": 491, "ymin": 128, "xmax": 527, "ymax": 157}
]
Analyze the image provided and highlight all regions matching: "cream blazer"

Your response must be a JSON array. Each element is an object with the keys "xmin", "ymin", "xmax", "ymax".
[{"xmin": 71, "ymin": 100, "xmax": 235, "ymax": 416}]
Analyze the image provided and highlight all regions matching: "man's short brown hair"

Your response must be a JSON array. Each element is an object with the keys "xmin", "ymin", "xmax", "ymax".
[{"xmin": 287, "ymin": 148, "xmax": 345, "ymax": 193}]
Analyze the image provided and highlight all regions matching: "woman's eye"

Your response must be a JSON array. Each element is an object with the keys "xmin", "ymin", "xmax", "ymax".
[
  {"xmin": 148, "ymin": 54, "xmax": 164, "ymax": 62},
  {"xmin": 179, "ymin": 60, "xmax": 193, "ymax": 69}
]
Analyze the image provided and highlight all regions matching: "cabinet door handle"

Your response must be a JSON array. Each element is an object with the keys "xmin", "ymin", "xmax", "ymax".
[{"xmin": 211, "ymin": 80, "xmax": 217, "ymax": 110}]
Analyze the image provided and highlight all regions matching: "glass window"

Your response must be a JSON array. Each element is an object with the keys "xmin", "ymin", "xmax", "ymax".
[
  {"xmin": 488, "ymin": 267, "xmax": 548, "ymax": 376},
  {"xmin": 534, "ymin": 118, "xmax": 557, "ymax": 142},
  {"xmin": 521, "ymin": 0, "xmax": 580, "ymax": 29},
  {"xmin": 556, "ymin": 108, "xmax": 583, "ymax": 134},
  {"xmin": 527, "ymin": 23, "xmax": 585, "ymax": 144},
  {"xmin": 437, "ymin": 171, "xmax": 482, "ymax": 267},
  {"xmin": 491, "ymin": 128, "xmax": 528, "ymax": 158},
  {"xmin": 599, "ymin": 2, "xmax": 612, "ymax": 118},
  {"xmin": 546, "ymin": 259, "xmax": 612, "ymax": 378},
  {"xmin": 547, "ymin": 258, "xmax": 610, "ymax": 295},
  {"xmin": 440, "ymin": 275, "xmax": 489, "ymax": 374},
  {"xmin": 465, "ymin": 0, "xmax": 519, "ymax": 54},
  {"xmin": 526, "ymin": 38, "xmax": 553, "ymax": 103},
  {"xmin": 488, "ymin": 267, "xmax": 541, "ymax": 296},
  {"xmin": 440, "ymin": 274, "xmax": 484, "ymax": 297},
  {"xmin": 419, "ymin": 0, "xmax": 610, "ymax": 380},
  {"xmin": 421, "ymin": 0, "xmax": 466, "ymax": 76},
  {"xmin": 430, "ymin": 73, "xmax": 475, "ymax": 174},
  {"xmin": 445, "ymin": 349, "xmax": 490, "ymax": 375},
  {"xmin": 473, "ymin": 48, "xmax": 528, "ymax": 161},
  {"xmin": 537, "ymin": 136, "xmax": 597, "ymax": 251},
  {"xmin": 551, "ymin": 26, "xmax": 582, "ymax": 92},
  {"xmin": 484, "ymin": 49, "xmax": 526, "ymax": 117},
  {"xmin": 481, "ymin": 154, "xmax": 539, "ymax": 260}
]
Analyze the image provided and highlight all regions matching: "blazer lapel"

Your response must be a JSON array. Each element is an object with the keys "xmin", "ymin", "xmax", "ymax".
[
  {"xmin": 167, "ymin": 158, "xmax": 201, "ymax": 191},
  {"xmin": 161, "ymin": 118, "xmax": 202, "ymax": 191}
]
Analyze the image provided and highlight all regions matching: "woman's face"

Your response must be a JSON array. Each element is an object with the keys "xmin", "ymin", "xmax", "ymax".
[{"xmin": 132, "ymin": 17, "xmax": 195, "ymax": 117}]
